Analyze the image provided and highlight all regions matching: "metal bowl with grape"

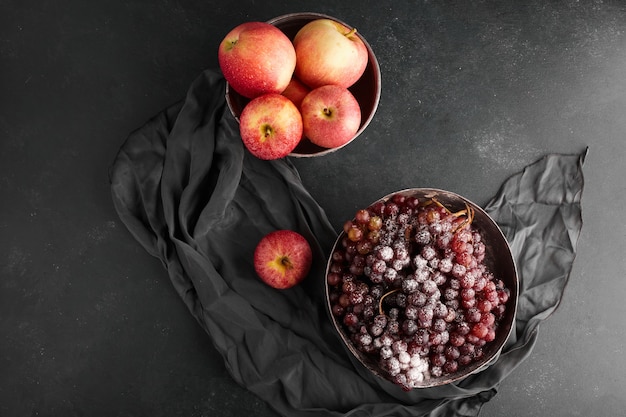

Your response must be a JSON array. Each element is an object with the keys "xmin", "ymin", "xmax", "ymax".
[{"xmin": 324, "ymin": 188, "xmax": 518, "ymax": 389}]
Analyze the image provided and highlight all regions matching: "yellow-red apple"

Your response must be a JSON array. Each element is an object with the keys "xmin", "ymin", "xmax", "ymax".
[
  {"xmin": 254, "ymin": 230, "xmax": 313, "ymax": 289},
  {"xmin": 218, "ymin": 22, "xmax": 296, "ymax": 99},
  {"xmin": 293, "ymin": 19, "xmax": 368, "ymax": 89},
  {"xmin": 281, "ymin": 77, "xmax": 311, "ymax": 109},
  {"xmin": 300, "ymin": 85, "xmax": 361, "ymax": 149},
  {"xmin": 239, "ymin": 93, "xmax": 303, "ymax": 160}
]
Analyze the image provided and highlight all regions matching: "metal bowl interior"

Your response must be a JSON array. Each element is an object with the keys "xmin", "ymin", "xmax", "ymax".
[
  {"xmin": 324, "ymin": 188, "xmax": 519, "ymax": 389},
  {"xmin": 225, "ymin": 12, "xmax": 382, "ymax": 158}
]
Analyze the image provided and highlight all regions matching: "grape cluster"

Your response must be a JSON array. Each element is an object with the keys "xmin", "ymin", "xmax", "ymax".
[{"xmin": 327, "ymin": 193, "xmax": 511, "ymax": 390}]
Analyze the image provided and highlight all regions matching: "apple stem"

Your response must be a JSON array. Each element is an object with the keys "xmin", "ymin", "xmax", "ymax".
[
  {"xmin": 225, "ymin": 39, "xmax": 238, "ymax": 51},
  {"xmin": 280, "ymin": 256, "xmax": 293, "ymax": 270},
  {"xmin": 344, "ymin": 28, "xmax": 358, "ymax": 38}
]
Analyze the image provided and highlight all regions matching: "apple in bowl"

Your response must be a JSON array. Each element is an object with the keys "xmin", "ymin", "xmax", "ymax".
[
  {"xmin": 281, "ymin": 77, "xmax": 311, "ymax": 109},
  {"xmin": 300, "ymin": 85, "xmax": 362, "ymax": 149},
  {"xmin": 239, "ymin": 94, "xmax": 303, "ymax": 160},
  {"xmin": 293, "ymin": 18, "xmax": 368, "ymax": 89},
  {"xmin": 218, "ymin": 22, "xmax": 296, "ymax": 99}
]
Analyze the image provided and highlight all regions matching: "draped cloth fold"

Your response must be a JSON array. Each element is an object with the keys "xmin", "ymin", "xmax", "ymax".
[{"xmin": 110, "ymin": 69, "xmax": 586, "ymax": 416}]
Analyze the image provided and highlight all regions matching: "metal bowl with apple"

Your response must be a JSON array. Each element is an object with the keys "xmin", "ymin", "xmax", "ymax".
[
  {"xmin": 324, "ymin": 188, "xmax": 519, "ymax": 389},
  {"xmin": 225, "ymin": 12, "xmax": 382, "ymax": 157}
]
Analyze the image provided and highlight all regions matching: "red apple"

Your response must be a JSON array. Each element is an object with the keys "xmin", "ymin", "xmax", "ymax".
[
  {"xmin": 281, "ymin": 77, "xmax": 311, "ymax": 109},
  {"xmin": 239, "ymin": 93, "xmax": 303, "ymax": 160},
  {"xmin": 218, "ymin": 22, "xmax": 296, "ymax": 99},
  {"xmin": 300, "ymin": 85, "xmax": 361, "ymax": 149},
  {"xmin": 254, "ymin": 230, "xmax": 313, "ymax": 289},
  {"xmin": 293, "ymin": 18, "xmax": 368, "ymax": 89}
]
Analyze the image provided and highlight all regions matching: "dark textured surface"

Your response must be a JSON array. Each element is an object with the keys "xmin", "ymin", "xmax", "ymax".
[{"xmin": 1, "ymin": 1, "xmax": 625, "ymax": 416}]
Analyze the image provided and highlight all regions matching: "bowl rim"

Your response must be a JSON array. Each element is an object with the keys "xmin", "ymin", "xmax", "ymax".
[
  {"xmin": 324, "ymin": 187, "xmax": 519, "ymax": 389},
  {"xmin": 224, "ymin": 12, "xmax": 382, "ymax": 158}
]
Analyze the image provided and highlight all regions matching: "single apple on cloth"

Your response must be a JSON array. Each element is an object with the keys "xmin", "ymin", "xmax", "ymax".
[
  {"xmin": 109, "ymin": 69, "xmax": 586, "ymax": 417},
  {"xmin": 254, "ymin": 230, "xmax": 313, "ymax": 289}
]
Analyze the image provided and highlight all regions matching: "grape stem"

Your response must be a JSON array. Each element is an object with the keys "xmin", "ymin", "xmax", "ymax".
[
  {"xmin": 452, "ymin": 203, "xmax": 475, "ymax": 233},
  {"xmin": 430, "ymin": 198, "xmax": 475, "ymax": 232},
  {"xmin": 379, "ymin": 288, "xmax": 400, "ymax": 316}
]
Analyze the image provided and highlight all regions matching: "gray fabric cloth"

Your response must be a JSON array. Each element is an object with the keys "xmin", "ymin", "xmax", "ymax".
[{"xmin": 109, "ymin": 69, "xmax": 586, "ymax": 416}]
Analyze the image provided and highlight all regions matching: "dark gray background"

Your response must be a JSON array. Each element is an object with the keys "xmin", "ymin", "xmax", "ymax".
[{"xmin": 2, "ymin": 0, "xmax": 625, "ymax": 416}]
